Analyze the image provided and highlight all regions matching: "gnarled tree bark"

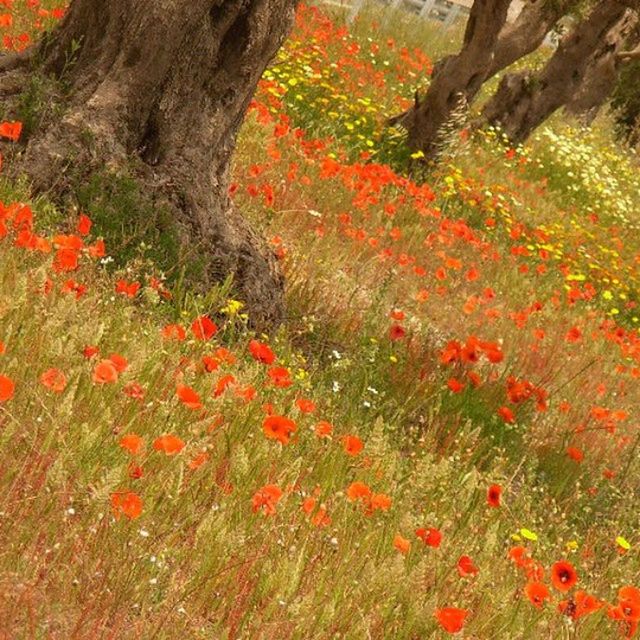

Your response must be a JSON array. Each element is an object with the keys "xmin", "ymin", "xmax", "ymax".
[
  {"xmin": 394, "ymin": 0, "xmax": 511, "ymax": 158},
  {"xmin": 0, "ymin": 0, "xmax": 297, "ymax": 329},
  {"xmin": 481, "ymin": 0, "xmax": 637, "ymax": 144},
  {"xmin": 565, "ymin": 27, "xmax": 639, "ymax": 124},
  {"xmin": 487, "ymin": 0, "xmax": 577, "ymax": 80}
]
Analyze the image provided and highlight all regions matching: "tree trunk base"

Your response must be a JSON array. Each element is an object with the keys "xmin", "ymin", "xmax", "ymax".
[{"xmin": 0, "ymin": 0, "xmax": 290, "ymax": 332}]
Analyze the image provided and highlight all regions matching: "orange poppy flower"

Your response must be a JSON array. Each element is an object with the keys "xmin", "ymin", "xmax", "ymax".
[
  {"xmin": 248, "ymin": 339, "xmax": 275, "ymax": 365},
  {"xmin": 343, "ymin": 434, "xmax": 364, "ymax": 456},
  {"xmin": 525, "ymin": 582, "xmax": 551, "ymax": 608},
  {"xmin": 191, "ymin": 316, "xmax": 217, "ymax": 341},
  {"xmin": 315, "ymin": 420, "xmax": 333, "ymax": 438},
  {"xmin": 40, "ymin": 368, "xmax": 67, "ymax": 393},
  {"xmin": 447, "ymin": 377, "xmax": 465, "ymax": 393},
  {"xmin": 115, "ymin": 279, "xmax": 140, "ymax": 298},
  {"xmin": 111, "ymin": 491, "xmax": 143, "ymax": 520},
  {"xmin": 213, "ymin": 374, "xmax": 236, "ymax": 397},
  {"xmin": 296, "ymin": 398, "xmax": 316, "ymax": 413},
  {"xmin": 119, "ymin": 434, "xmax": 144, "ymax": 455},
  {"xmin": 566, "ymin": 447, "xmax": 584, "ymax": 463},
  {"xmin": 83, "ymin": 345, "xmax": 99, "ymax": 359},
  {"xmin": 434, "ymin": 607, "xmax": 468, "ymax": 634},
  {"xmin": 92, "ymin": 360, "xmax": 118, "ymax": 384},
  {"xmin": 393, "ymin": 534, "xmax": 411, "ymax": 555},
  {"xmin": 416, "ymin": 527, "xmax": 442, "ymax": 548},
  {"xmin": 267, "ymin": 366, "xmax": 292, "ymax": 388},
  {"xmin": 252, "ymin": 484, "xmax": 282, "ymax": 516},
  {"xmin": 346, "ymin": 481, "xmax": 371, "ymax": 502},
  {"xmin": 263, "ymin": 415, "xmax": 297, "ymax": 445},
  {"xmin": 487, "ymin": 483, "xmax": 502, "ymax": 507},
  {"xmin": 0, "ymin": 374, "xmax": 15, "ymax": 402},
  {"xmin": 550, "ymin": 561, "xmax": 578, "ymax": 592},
  {"xmin": 108, "ymin": 354, "xmax": 128, "ymax": 373},
  {"xmin": 457, "ymin": 555, "xmax": 479, "ymax": 577},
  {"xmin": 153, "ymin": 434, "xmax": 185, "ymax": 455},
  {"xmin": 497, "ymin": 406, "xmax": 515, "ymax": 424},
  {"xmin": 176, "ymin": 384, "xmax": 203, "ymax": 410},
  {"xmin": 123, "ymin": 381, "xmax": 145, "ymax": 400},
  {"xmin": 558, "ymin": 590, "xmax": 603, "ymax": 619},
  {"xmin": 301, "ymin": 497, "xmax": 330, "ymax": 527},
  {"xmin": 77, "ymin": 214, "xmax": 92, "ymax": 236},
  {"xmin": 389, "ymin": 324, "xmax": 405, "ymax": 340},
  {"xmin": 161, "ymin": 324, "xmax": 186, "ymax": 341},
  {"xmin": 202, "ymin": 355, "xmax": 220, "ymax": 372}
]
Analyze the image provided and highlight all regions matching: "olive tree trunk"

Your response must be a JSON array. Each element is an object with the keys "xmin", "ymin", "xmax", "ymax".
[
  {"xmin": 481, "ymin": 1, "xmax": 636, "ymax": 144},
  {"xmin": 566, "ymin": 26, "xmax": 640, "ymax": 123},
  {"xmin": 0, "ymin": 0, "xmax": 297, "ymax": 328},
  {"xmin": 487, "ymin": 0, "xmax": 577, "ymax": 80},
  {"xmin": 395, "ymin": 0, "xmax": 511, "ymax": 157}
]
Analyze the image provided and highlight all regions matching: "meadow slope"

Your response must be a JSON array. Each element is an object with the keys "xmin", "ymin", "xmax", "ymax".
[{"xmin": 0, "ymin": 1, "xmax": 640, "ymax": 638}]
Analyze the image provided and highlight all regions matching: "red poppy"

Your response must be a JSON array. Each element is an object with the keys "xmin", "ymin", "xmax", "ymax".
[
  {"xmin": 83, "ymin": 345, "xmax": 100, "ymax": 359},
  {"xmin": 123, "ymin": 382, "xmax": 145, "ymax": 400},
  {"xmin": 161, "ymin": 324, "xmax": 186, "ymax": 341},
  {"xmin": 213, "ymin": 374, "xmax": 236, "ymax": 397},
  {"xmin": 447, "ymin": 377, "xmax": 465, "ymax": 393},
  {"xmin": 343, "ymin": 434, "xmax": 364, "ymax": 456},
  {"xmin": 315, "ymin": 421, "xmax": 333, "ymax": 438},
  {"xmin": 108, "ymin": 354, "xmax": 128, "ymax": 373},
  {"xmin": 117, "ymin": 279, "xmax": 140, "ymax": 298},
  {"xmin": 346, "ymin": 481, "xmax": 372, "ymax": 502},
  {"xmin": 111, "ymin": 491, "xmax": 143, "ymax": 520},
  {"xmin": 176, "ymin": 384, "xmax": 203, "ymax": 410},
  {"xmin": 457, "ymin": 555, "xmax": 479, "ymax": 577},
  {"xmin": 434, "ymin": 607, "xmax": 468, "ymax": 633},
  {"xmin": 191, "ymin": 316, "xmax": 217, "ymax": 341},
  {"xmin": 487, "ymin": 483, "xmax": 502, "ymax": 507},
  {"xmin": 0, "ymin": 121, "xmax": 23, "ymax": 141},
  {"xmin": 263, "ymin": 415, "xmax": 297, "ymax": 445},
  {"xmin": 393, "ymin": 534, "xmax": 410, "ymax": 555},
  {"xmin": 267, "ymin": 366, "xmax": 292, "ymax": 388},
  {"xmin": 252, "ymin": 484, "xmax": 282, "ymax": 516},
  {"xmin": 248, "ymin": 339, "xmax": 275, "ymax": 364},
  {"xmin": 558, "ymin": 590, "xmax": 603, "ymax": 619},
  {"xmin": 40, "ymin": 368, "xmax": 67, "ymax": 393},
  {"xmin": 153, "ymin": 434, "xmax": 185, "ymax": 455},
  {"xmin": 120, "ymin": 434, "xmax": 144, "ymax": 455},
  {"xmin": 550, "ymin": 561, "xmax": 578, "ymax": 592},
  {"xmin": 0, "ymin": 374, "xmax": 15, "ymax": 402},
  {"xmin": 525, "ymin": 582, "xmax": 551, "ymax": 609},
  {"xmin": 566, "ymin": 447, "xmax": 584, "ymax": 462},
  {"xmin": 77, "ymin": 214, "xmax": 92, "ymax": 236},
  {"xmin": 296, "ymin": 397, "xmax": 316, "ymax": 413},
  {"xmin": 92, "ymin": 360, "xmax": 118, "ymax": 384},
  {"xmin": 497, "ymin": 406, "xmax": 515, "ymax": 424},
  {"xmin": 202, "ymin": 355, "xmax": 220, "ymax": 372},
  {"xmin": 416, "ymin": 527, "xmax": 442, "ymax": 548},
  {"xmin": 389, "ymin": 324, "xmax": 405, "ymax": 340},
  {"xmin": 565, "ymin": 326, "xmax": 582, "ymax": 343},
  {"xmin": 301, "ymin": 497, "xmax": 330, "ymax": 527}
]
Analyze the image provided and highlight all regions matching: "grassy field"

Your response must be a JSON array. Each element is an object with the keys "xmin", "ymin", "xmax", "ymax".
[{"xmin": 1, "ymin": 1, "xmax": 640, "ymax": 638}]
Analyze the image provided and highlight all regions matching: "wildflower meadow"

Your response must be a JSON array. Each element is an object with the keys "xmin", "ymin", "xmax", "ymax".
[{"xmin": 0, "ymin": 1, "xmax": 639, "ymax": 638}]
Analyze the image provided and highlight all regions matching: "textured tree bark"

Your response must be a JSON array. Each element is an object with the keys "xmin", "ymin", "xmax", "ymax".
[
  {"xmin": 487, "ymin": 0, "xmax": 577, "ymax": 80},
  {"xmin": 0, "ymin": 0, "xmax": 297, "ymax": 328},
  {"xmin": 566, "ymin": 26, "xmax": 639, "ymax": 124},
  {"xmin": 481, "ymin": 1, "xmax": 635, "ymax": 144},
  {"xmin": 398, "ymin": 0, "xmax": 511, "ymax": 157}
]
